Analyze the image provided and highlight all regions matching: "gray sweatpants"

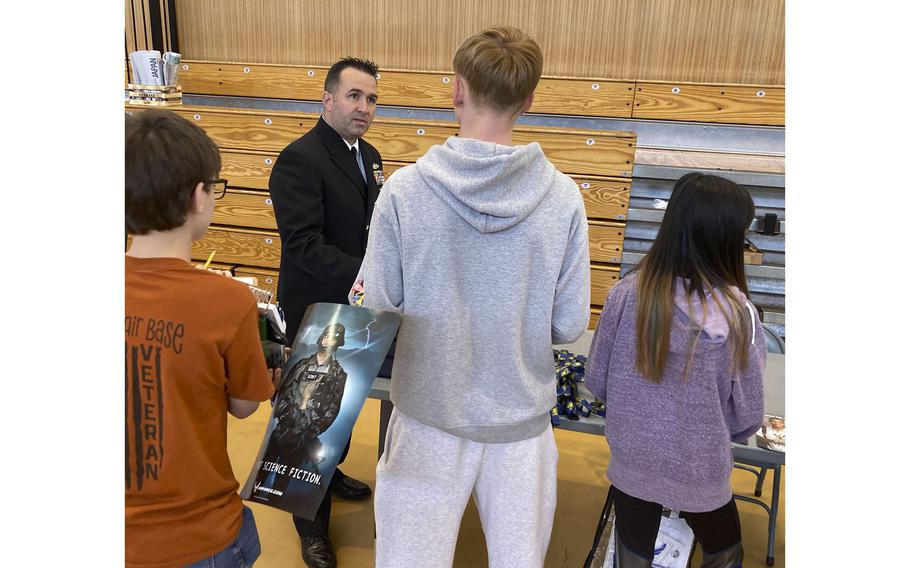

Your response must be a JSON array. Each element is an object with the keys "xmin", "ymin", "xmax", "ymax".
[{"xmin": 374, "ymin": 408, "xmax": 558, "ymax": 568}]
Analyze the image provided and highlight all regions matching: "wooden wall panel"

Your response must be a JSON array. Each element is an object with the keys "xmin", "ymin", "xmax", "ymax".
[
  {"xmin": 171, "ymin": 107, "xmax": 316, "ymax": 153},
  {"xmin": 180, "ymin": 61, "xmax": 327, "ymax": 100},
  {"xmin": 578, "ymin": 178, "xmax": 629, "ymax": 221},
  {"xmin": 125, "ymin": 0, "xmax": 151, "ymax": 54},
  {"xmin": 220, "ymin": 149, "xmax": 276, "ymax": 190},
  {"xmin": 589, "ymin": 307, "xmax": 601, "ymax": 330},
  {"xmin": 634, "ymin": 147, "xmax": 785, "ymax": 174},
  {"xmin": 213, "ymin": 189, "xmax": 277, "ymax": 230},
  {"xmin": 129, "ymin": 102, "xmax": 635, "ymax": 327},
  {"xmin": 590, "ymin": 264, "xmax": 620, "ymax": 307},
  {"xmin": 191, "ymin": 227, "xmax": 281, "ymax": 268},
  {"xmin": 632, "ymin": 82, "xmax": 785, "ymax": 126},
  {"xmin": 587, "ymin": 221, "xmax": 625, "ymax": 264},
  {"xmin": 173, "ymin": 106, "xmax": 636, "ymax": 178},
  {"xmin": 125, "ymin": 0, "xmax": 177, "ymax": 55},
  {"xmin": 180, "ymin": 61, "xmax": 636, "ymax": 117},
  {"xmin": 174, "ymin": 0, "xmax": 783, "ymax": 85},
  {"xmin": 179, "ymin": 60, "xmax": 781, "ymax": 125}
]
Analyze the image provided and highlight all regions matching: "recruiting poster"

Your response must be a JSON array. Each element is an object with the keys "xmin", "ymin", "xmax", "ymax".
[{"xmin": 240, "ymin": 302, "xmax": 400, "ymax": 519}]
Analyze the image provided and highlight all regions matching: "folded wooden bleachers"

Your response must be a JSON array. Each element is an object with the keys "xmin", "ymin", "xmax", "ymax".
[
  {"xmin": 177, "ymin": 61, "xmax": 784, "ymax": 125},
  {"xmin": 128, "ymin": 58, "xmax": 785, "ymax": 329},
  {"xmin": 140, "ymin": 103, "xmax": 635, "ymax": 329}
]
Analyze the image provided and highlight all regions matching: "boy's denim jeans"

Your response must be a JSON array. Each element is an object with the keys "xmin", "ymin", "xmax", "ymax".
[{"xmin": 185, "ymin": 506, "xmax": 261, "ymax": 568}]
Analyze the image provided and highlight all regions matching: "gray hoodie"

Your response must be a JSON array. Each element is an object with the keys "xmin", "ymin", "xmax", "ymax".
[{"xmin": 352, "ymin": 136, "xmax": 591, "ymax": 443}]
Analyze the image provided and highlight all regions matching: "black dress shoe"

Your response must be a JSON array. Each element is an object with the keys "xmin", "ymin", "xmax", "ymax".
[
  {"xmin": 299, "ymin": 534, "xmax": 336, "ymax": 568},
  {"xmin": 330, "ymin": 470, "xmax": 372, "ymax": 501}
]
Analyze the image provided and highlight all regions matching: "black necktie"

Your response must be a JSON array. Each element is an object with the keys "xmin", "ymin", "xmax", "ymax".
[{"xmin": 351, "ymin": 146, "xmax": 367, "ymax": 184}]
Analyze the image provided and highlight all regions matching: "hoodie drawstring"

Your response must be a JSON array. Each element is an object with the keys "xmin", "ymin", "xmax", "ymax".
[{"xmin": 745, "ymin": 303, "xmax": 756, "ymax": 345}]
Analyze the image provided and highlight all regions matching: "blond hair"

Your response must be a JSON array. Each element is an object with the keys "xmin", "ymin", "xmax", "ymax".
[{"xmin": 452, "ymin": 26, "xmax": 543, "ymax": 113}]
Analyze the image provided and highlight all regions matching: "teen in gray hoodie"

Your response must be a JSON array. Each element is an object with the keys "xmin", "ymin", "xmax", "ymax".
[{"xmin": 352, "ymin": 26, "xmax": 590, "ymax": 568}]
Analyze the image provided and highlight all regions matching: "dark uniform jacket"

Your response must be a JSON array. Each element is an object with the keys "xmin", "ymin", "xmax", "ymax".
[
  {"xmin": 269, "ymin": 117, "xmax": 383, "ymax": 342},
  {"xmin": 271, "ymin": 353, "xmax": 348, "ymax": 448}
]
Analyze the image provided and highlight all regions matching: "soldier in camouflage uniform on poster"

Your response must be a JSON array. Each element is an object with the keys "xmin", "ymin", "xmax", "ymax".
[{"xmin": 260, "ymin": 323, "xmax": 348, "ymax": 493}]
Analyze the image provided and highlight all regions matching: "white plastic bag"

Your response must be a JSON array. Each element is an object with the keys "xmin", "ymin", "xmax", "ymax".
[{"xmin": 603, "ymin": 514, "xmax": 695, "ymax": 568}]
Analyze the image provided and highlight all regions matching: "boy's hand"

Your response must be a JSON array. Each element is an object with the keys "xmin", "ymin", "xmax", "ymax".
[
  {"xmin": 271, "ymin": 367, "xmax": 282, "ymax": 390},
  {"xmin": 194, "ymin": 264, "xmax": 232, "ymax": 277},
  {"xmin": 350, "ymin": 279, "xmax": 365, "ymax": 306}
]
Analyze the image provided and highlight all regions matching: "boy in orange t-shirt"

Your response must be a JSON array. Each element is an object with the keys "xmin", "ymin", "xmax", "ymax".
[{"xmin": 125, "ymin": 109, "xmax": 276, "ymax": 568}]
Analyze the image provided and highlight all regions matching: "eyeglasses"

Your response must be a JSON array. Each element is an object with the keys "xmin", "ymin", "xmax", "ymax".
[{"xmin": 207, "ymin": 178, "xmax": 228, "ymax": 199}]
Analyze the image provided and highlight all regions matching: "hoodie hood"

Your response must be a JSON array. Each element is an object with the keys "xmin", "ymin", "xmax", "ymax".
[
  {"xmin": 671, "ymin": 278, "xmax": 756, "ymax": 351},
  {"xmin": 414, "ymin": 136, "xmax": 556, "ymax": 233}
]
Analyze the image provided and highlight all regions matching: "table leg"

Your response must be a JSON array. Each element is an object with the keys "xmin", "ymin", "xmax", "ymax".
[
  {"xmin": 755, "ymin": 466, "xmax": 768, "ymax": 497},
  {"xmin": 765, "ymin": 464, "xmax": 781, "ymax": 566}
]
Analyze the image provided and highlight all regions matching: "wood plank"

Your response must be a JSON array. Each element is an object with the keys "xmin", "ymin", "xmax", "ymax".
[
  {"xmin": 165, "ymin": 105, "xmax": 635, "ymax": 178},
  {"xmin": 221, "ymin": 149, "xmax": 278, "ymax": 190},
  {"xmin": 181, "ymin": 61, "xmax": 327, "ymax": 100},
  {"xmin": 355, "ymin": 119, "xmax": 459, "ymax": 163},
  {"xmin": 513, "ymin": 128, "xmax": 635, "ymax": 178},
  {"xmin": 634, "ymin": 147, "xmax": 785, "ymax": 174},
  {"xmin": 366, "ymin": 119, "xmax": 636, "ymax": 177},
  {"xmin": 174, "ymin": 0, "xmax": 784, "ymax": 85},
  {"xmin": 532, "ymin": 77, "xmax": 634, "ymax": 117},
  {"xmin": 191, "ymin": 226, "xmax": 281, "ymax": 269},
  {"xmin": 589, "ymin": 307, "xmax": 601, "ymax": 330},
  {"xmin": 590, "ymin": 264, "xmax": 620, "ymax": 306},
  {"xmin": 587, "ymin": 221, "xmax": 625, "ymax": 264},
  {"xmin": 170, "ymin": 107, "xmax": 317, "ymax": 153},
  {"xmin": 233, "ymin": 266, "xmax": 279, "ymax": 298},
  {"xmin": 180, "ymin": 60, "xmax": 636, "ymax": 118},
  {"xmin": 375, "ymin": 69, "xmax": 452, "ymax": 109},
  {"xmin": 213, "ymin": 189, "xmax": 277, "ymax": 230},
  {"xmin": 577, "ymin": 178, "xmax": 629, "ymax": 220},
  {"xmin": 632, "ymin": 82, "xmax": 784, "ymax": 126}
]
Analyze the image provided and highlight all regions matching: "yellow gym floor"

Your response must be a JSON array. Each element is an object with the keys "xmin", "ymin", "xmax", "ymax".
[{"xmin": 227, "ymin": 399, "xmax": 785, "ymax": 567}]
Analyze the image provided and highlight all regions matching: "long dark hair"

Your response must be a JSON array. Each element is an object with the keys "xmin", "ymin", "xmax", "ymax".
[{"xmin": 635, "ymin": 172, "xmax": 755, "ymax": 381}]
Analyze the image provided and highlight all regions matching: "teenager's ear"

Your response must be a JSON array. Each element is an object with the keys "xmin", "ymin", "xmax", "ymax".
[
  {"xmin": 189, "ymin": 181, "xmax": 207, "ymax": 213},
  {"xmin": 452, "ymin": 76, "xmax": 465, "ymax": 109},
  {"xmin": 518, "ymin": 92, "xmax": 535, "ymax": 115}
]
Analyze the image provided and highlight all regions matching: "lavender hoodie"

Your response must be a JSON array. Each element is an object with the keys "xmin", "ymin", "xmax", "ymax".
[{"xmin": 585, "ymin": 273, "xmax": 766, "ymax": 512}]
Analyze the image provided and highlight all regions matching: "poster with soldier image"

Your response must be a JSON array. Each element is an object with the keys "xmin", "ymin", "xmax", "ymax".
[{"xmin": 240, "ymin": 302, "xmax": 400, "ymax": 520}]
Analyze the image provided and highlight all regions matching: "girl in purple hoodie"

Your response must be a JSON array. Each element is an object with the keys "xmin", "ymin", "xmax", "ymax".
[{"xmin": 585, "ymin": 173, "xmax": 766, "ymax": 568}]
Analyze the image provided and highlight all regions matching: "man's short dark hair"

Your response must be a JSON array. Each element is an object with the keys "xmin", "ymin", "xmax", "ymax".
[
  {"xmin": 324, "ymin": 57, "xmax": 379, "ymax": 94},
  {"xmin": 125, "ymin": 109, "xmax": 221, "ymax": 235}
]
